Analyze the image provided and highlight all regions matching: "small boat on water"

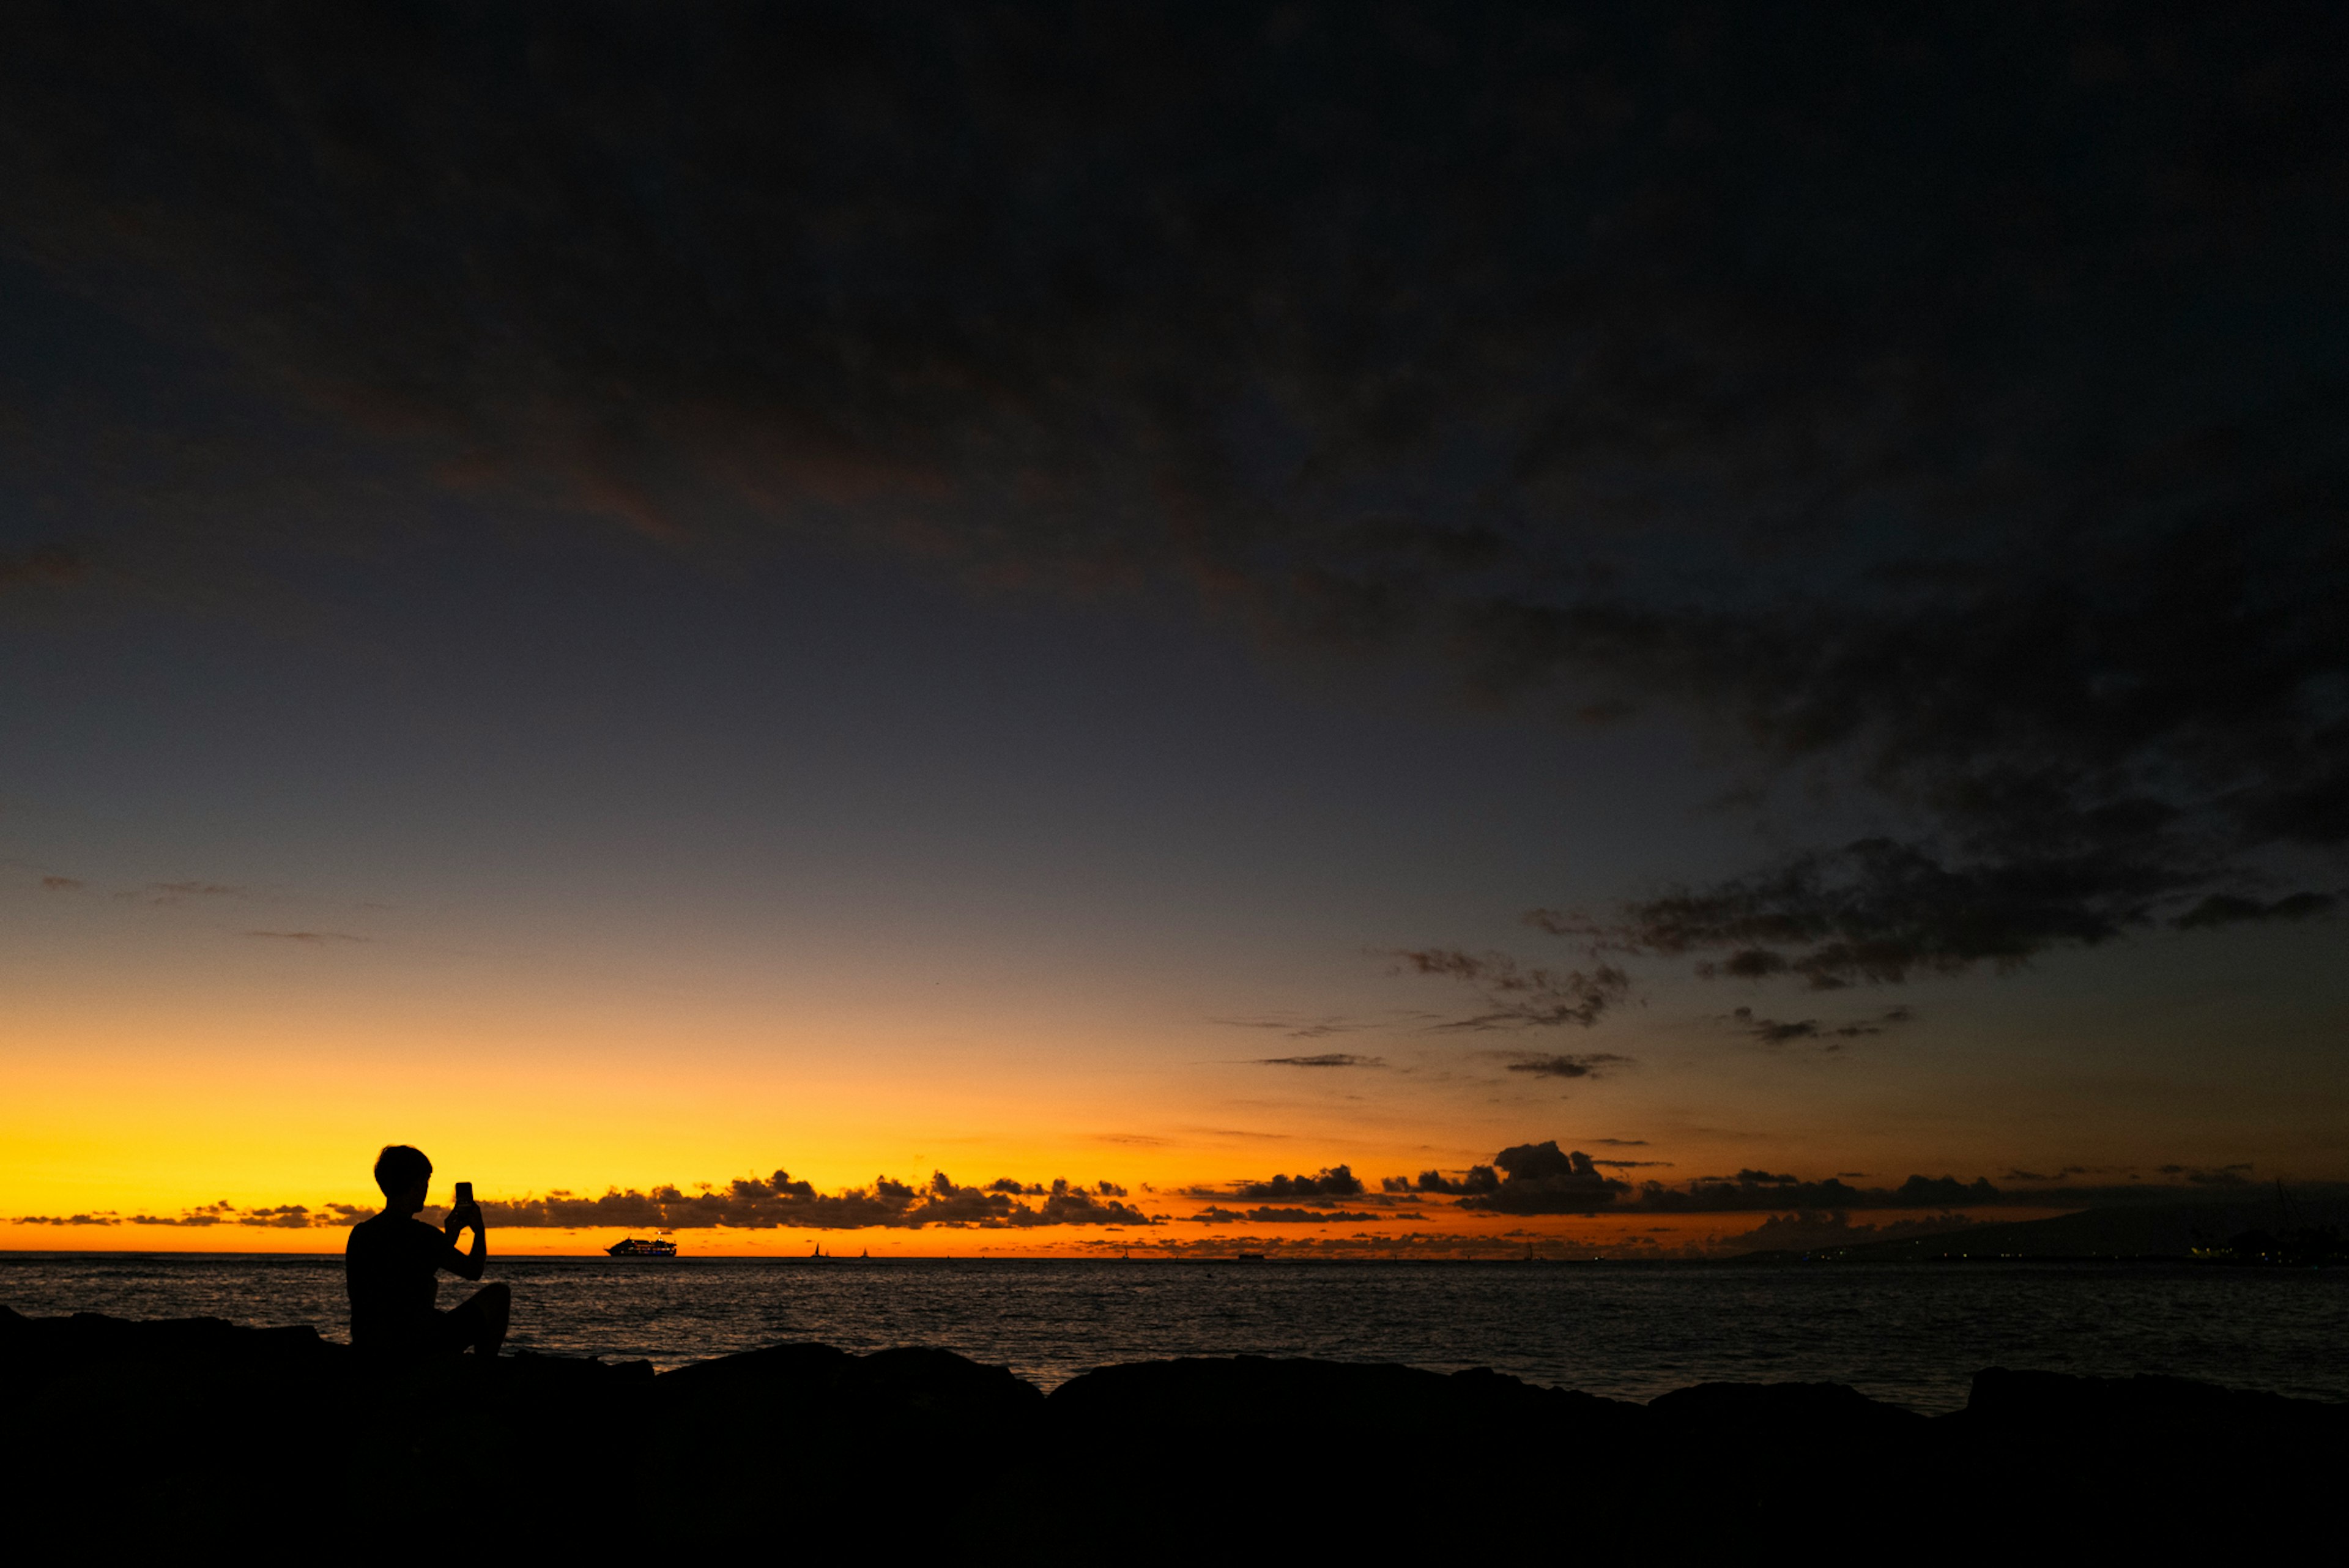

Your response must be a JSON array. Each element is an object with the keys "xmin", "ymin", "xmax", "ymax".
[{"xmin": 606, "ymin": 1237, "xmax": 678, "ymax": 1257}]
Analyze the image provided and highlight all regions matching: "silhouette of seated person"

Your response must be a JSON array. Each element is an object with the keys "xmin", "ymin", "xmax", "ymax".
[{"xmin": 346, "ymin": 1145, "xmax": 510, "ymax": 1356}]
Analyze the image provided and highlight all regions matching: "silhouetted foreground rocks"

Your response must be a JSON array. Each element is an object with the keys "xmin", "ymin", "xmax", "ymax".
[{"xmin": 6, "ymin": 1306, "xmax": 2340, "ymax": 1550}]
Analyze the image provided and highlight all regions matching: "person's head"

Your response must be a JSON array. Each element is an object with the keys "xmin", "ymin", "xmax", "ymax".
[{"xmin": 374, "ymin": 1144, "xmax": 432, "ymax": 1212}]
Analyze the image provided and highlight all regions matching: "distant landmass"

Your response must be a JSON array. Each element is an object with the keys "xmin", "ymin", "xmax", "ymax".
[{"xmin": 1741, "ymin": 1194, "xmax": 2349, "ymax": 1263}]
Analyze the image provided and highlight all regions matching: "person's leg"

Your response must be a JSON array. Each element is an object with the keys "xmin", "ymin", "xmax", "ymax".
[
  {"xmin": 460, "ymin": 1282, "xmax": 510, "ymax": 1356},
  {"xmin": 429, "ymin": 1284, "xmax": 510, "ymax": 1356}
]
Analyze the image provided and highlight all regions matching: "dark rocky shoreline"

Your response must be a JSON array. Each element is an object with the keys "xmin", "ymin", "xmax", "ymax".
[{"xmin": 9, "ymin": 1306, "xmax": 2341, "ymax": 1550}]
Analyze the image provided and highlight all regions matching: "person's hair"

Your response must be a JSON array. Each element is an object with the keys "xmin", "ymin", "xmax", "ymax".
[{"xmin": 374, "ymin": 1144, "xmax": 432, "ymax": 1197}]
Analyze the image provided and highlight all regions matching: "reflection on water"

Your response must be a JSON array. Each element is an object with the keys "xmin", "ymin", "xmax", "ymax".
[{"xmin": 5, "ymin": 1252, "xmax": 2343, "ymax": 1413}]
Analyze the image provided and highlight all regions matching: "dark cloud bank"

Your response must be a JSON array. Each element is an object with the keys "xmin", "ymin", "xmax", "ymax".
[
  {"xmin": 14, "ymin": 1150, "xmax": 2275, "ymax": 1232},
  {"xmin": 1182, "ymin": 1165, "xmax": 1423, "ymax": 1222},
  {"xmin": 1194, "ymin": 1142, "xmax": 2190, "ymax": 1218},
  {"xmin": 1365, "ymin": 1141, "xmax": 2279, "ymax": 1216},
  {"xmin": 16, "ymin": 1172, "xmax": 1156, "ymax": 1232},
  {"xmin": 3, "ymin": 3, "xmax": 2343, "ymax": 1008},
  {"xmin": 1380, "ymin": 1141, "xmax": 1630, "ymax": 1214},
  {"xmin": 13, "ymin": 1200, "xmax": 370, "ymax": 1230},
  {"xmin": 1162, "ymin": 1147, "xmax": 2098, "ymax": 1220},
  {"xmin": 490, "ymin": 1172, "xmax": 1156, "ymax": 1230}
]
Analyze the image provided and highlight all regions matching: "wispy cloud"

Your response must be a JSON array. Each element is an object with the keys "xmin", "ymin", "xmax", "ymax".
[
  {"xmin": 1254, "ymin": 1052, "xmax": 1385, "ymax": 1069},
  {"xmin": 1382, "ymin": 949, "xmax": 1630, "ymax": 1031},
  {"xmin": 1213, "ymin": 1015, "xmax": 1376, "ymax": 1041},
  {"xmin": 243, "ymin": 929, "xmax": 367, "ymax": 944},
  {"xmin": 1724, "ymin": 1005, "xmax": 1914, "ymax": 1049},
  {"xmin": 1495, "ymin": 1052, "xmax": 1632, "ymax": 1079},
  {"xmin": 138, "ymin": 879, "xmax": 247, "ymax": 907}
]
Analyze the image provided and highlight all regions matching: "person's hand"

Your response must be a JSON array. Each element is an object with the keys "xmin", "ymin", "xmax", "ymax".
[{"xmin": 447, "ymin": 1202, "xmax": 483, "ymax": 1235}]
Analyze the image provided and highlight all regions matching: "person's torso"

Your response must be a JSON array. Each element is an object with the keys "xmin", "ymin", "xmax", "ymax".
[{"xmin": 346, "ymin": 1215, "xmax": 443, "ymax": 1346}]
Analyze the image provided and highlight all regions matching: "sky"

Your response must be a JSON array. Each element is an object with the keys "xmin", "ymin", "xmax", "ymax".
[{"xmin": 2, "ymin": 2, "xmax": 2344, "ymax": 1256}]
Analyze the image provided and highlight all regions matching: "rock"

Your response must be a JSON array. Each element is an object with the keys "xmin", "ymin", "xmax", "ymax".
[
  {"xmin": 3, "ymin": 1312, "xmax": 2341, "ymax": 1551},
  {"xmin": 1960, "ymin": 1365, "xmax": 2348, "ymax": 1441},
  {"xmin": 656, "ymin": 1339, "xmax": 1040, "ymax": 1424},
  {"xmin": 643, "ymin": 1339, "xmax": 1047, "ymax": 1540},
  {"xmin": 1647, "ymin": 1378, "xmax": 1926, "ymax": 1437},
  {"xmin": 1048, "ymin": 1353, "xmax": 1651, "ymax": 1476}
]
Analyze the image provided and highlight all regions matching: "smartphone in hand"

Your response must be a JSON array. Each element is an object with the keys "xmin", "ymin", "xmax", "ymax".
[{"xmin": 454, "ymin": 1181, "xmax": 474, "ymax": 1207}]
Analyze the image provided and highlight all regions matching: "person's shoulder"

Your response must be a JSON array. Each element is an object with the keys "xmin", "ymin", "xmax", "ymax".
[{"xmin": 348, "ymin": 1213, "xmax": 442, "ymax": 1257}]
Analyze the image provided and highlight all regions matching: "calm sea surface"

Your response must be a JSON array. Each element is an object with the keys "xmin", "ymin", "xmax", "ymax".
[{"xmin": 6, "ymin": 1253, "xmax": 2343, "ymax": 1413}]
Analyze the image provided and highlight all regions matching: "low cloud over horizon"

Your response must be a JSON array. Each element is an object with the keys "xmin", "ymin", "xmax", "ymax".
[{"xmin": 14, "ymin": 1146, "xmax": 2312, "ymax": 1242}]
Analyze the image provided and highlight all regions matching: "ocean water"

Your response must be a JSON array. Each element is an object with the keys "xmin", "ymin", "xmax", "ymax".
[{"xmin": 5, "ymin": 1252, "xmax": 2343, "ymax": 1413}]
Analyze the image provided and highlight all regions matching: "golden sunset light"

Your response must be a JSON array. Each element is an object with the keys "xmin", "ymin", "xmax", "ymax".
[{"xmin": 4, "ymin": 4, "xmax": 2345, "ymax": 1550}]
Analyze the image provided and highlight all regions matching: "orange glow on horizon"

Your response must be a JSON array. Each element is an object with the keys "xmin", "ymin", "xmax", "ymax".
[
  {"xmin": 6, "ymin": 898, "xmax": 2296, "ymax": 1252},
  {"xmin": 0, "ymin": 1208, "xmax": 2077, "ymax": 1260}
]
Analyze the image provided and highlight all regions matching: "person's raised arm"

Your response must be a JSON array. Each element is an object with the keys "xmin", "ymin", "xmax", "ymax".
[{"xmin": 442, "ymin": 1201, "xmax": 487, "ymax": 1282}]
